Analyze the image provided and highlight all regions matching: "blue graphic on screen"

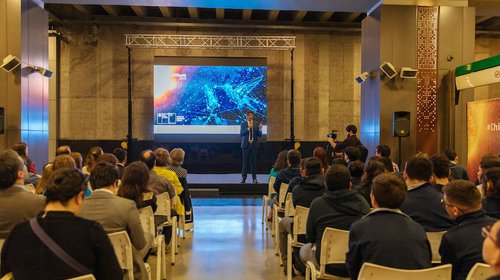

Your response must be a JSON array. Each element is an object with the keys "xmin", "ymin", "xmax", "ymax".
[{"xmin": 154, "ymin": 65, "xmax": 267, "ymax": 134}]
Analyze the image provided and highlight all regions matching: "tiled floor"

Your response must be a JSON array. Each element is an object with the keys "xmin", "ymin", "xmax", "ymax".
[{"xmin": 148, "ymin": 198, "xmax": 293, "ymax": 280}]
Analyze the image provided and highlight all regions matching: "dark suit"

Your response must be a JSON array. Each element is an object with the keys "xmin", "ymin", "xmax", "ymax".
[
  {"xmin": 439, "ymin": 210, "xmax": 497, "ymax": 280},
  {"xmin": 346, "ymin": 209, "xmax": 432, "ymax": 280},
  {"xmin": 449, "ymin": 162, "xmax": 469, "ymax": 180},
  {"xmin": 240, "ymin": 121, "xmax": 262, "ymax": 181}
]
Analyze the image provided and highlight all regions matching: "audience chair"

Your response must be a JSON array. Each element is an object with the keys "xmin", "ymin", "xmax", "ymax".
[
  {"xmin": 67, "ymin": 275, "xmax": 96, "ymax": 280},
  {"xmin": 466, "ymin": 263, "xmax": 494, "ymax": 280},
  {"xmin": 262, "ymin": 176, "xmax": 277, "ymax": 229},
  {"xmin": 139, "ymin": 206, "xmax": 166, "ymax": 280},
  {"xmin": 108, "ymin": 231, "xmax": 151, "ymax": 280},
  {"xmin": 273, "ymin": 183, "xmax": 289, "ymax": 255},
  {"xmin": 0, "ymin": 273, "xmax": 13, "ymax": 280},
  {"xmin": 426, "ymin": 231, "xmax": 446, "ymax": 264},
  {"xmin": 287, "ymin": 206, "xmax": 309, "ymax": 280},
  {"xmin": 155, "ymin": 192, "xmax": 178, "ymax": 267},
  {"xmin": 305, "ymin": 227, "xmax": 350, "ymax": 280},
  {"xmin": 0, "ymin": 238, "xmax": 4, "ymax": 252},
  {"xmin": 357, "ymin": 262, "xmax": 452, "ymax": 280}
]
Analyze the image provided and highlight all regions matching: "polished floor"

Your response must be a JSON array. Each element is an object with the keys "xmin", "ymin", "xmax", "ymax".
[{"xmin": 149, "ymin": 198, "xmax": 294, "ymax": 280}]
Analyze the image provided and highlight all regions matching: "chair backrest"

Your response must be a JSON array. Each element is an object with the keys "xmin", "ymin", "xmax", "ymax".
[
  {"xmin": 108, "ymin": 231, "xmax": 134, "ymax": 280},
  {"xmin": 154, "ymin": 192, "xmax": 171, "ymax": 218},
  {"xmin": 67, "ymin": 274, "xmax": 96, "ymax": 280},
  {"xmin": 0, "ymin": 239, "xmax": 4, "ymax": 252},
  {"xmin": 268, "ymin": 176, "xmax": 277, "ymax": 196},
  {"xmin": 293, "ymin": 206, "xmax": 309, "ymax": 239},
  {"xmin": 357, "ymin": 262, "xmax": 452, "ymax": 280},
  {"xmin": 278, "ymin": 183, "xmax": 289, "ymax": 206},
  {"xmin": 284, "ymin": 193, "xmax": 295, "ymax": 217},
  {"xmin": 319, "ymin": 227, "xmax": 350, "ymax": 275},
  {"xmin": 466, "ymin": 263, "xmax": 494, "ymax": 280},
  {"xmin": 426, "ymin": 231, "xmax": 446, "ymax": 263},
  {"xmin": 139, "ymin": 206, "xmax": 156, "ymax": 237}
]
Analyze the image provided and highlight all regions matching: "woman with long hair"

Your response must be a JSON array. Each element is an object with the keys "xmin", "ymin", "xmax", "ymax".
[
  {"xmin": 118, "ymin": 161, "xmax": 157, "ymax": 212},
  {"xmin": 313, "ymin": 146, "xmax": 329, "ymax": 172},
  {"xmin": 12, "ymin": 142, "xmax": 36, "ymax": 174},
  {"xmin": 270, "ymin": 150, "xmax": 288, "ymax": 178},
  {"xmin": 356, "ymin": 157, "xmax": 385, "ymax": 206},
  {"xmin": 82, "ymin": 146, "xmax": 103, "ymax": 175},
  {"xmin": 36, "ymin": 155, "xmax": 76, "ymax": 195}
]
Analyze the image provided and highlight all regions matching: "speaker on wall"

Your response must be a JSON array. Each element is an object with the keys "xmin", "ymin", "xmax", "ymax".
[
  {"xmin": 0, "ymin": 107, "xmax": 4, "ymax": 135},
  {"xmin": 393, "ymin": 111, "xmax": 410, "ymax": 137}
]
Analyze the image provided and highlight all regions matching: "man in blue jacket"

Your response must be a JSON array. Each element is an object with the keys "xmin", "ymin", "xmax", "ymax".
[
  {"xmin": 240, "ymin": 111, "xmax": 262, "ymax": 183},
  {"xmin": 440, "ymin": 180, "xmax": 497, "ymax": 280},
  {"xmin": 346, "ymin": 173, "xmax": 432, "ymax": 280}
]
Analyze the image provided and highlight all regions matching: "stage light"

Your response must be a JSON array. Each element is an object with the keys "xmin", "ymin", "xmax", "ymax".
[
  {"xmin": 380, "ymin": 62, "xmax": 397, "ymax": 79},
  {"xmin": 33, "ymin": 66, "xmax": 53, "ymax": 78},
  {"xmin": 1, "ymin": 55, "xmax": 21, "ymax": 72}
]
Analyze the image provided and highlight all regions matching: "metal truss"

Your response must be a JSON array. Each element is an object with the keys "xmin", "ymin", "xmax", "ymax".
[{"xmin": 125, "ymin": 34, "xmax": 295, "ymax": 50}]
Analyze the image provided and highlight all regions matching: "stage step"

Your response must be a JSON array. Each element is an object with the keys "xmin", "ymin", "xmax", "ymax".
[{"xmin": 190, "ymin": 188, "xmax": 220, "ymax": 198}]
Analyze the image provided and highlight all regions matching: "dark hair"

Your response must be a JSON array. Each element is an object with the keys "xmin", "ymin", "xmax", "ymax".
[
  {"xmin": 431, "ymin": 155, "xmax": 450, "ymax": 179},
  {"xmin": 12, "ymin": 142, "xmax": 28, "ymax": 156},
  {"xmin": 346, "ymin": 124, "xmax": 357, "ymax": 134},
  {"xmin": 324, "ymin": 164, "xmax": 351, "ymax": 192},
  {"xmin": 287, "ymin": 149, "xmax": 302, "ymax": 167},
  {"xmin": 344, "ymin": 146, "xmax": 360, "ymax": 161},
  {"xmin": 331, "ymin": 158, "xmax": 347, "ymax": 166},
  {"xmin": 483, "ymin": 167, "xmax": 500, "ymax": 199},
  {"xmin": 0, "ymin": 150, "xmax": 25, "ymax": 189},
  {"xmin": 480, "ymin": 157, "xmax": 500, "ymax": 170},
  {"xmin": 443, "ymin": 180, "xmax": 481, "ymax": 209},
  {"xmin": 118, "ymin": 161, "xmax": 150, "ymax": 208},
  {"xmin": 246, "ymin": 111, "xmax": 254, "ymax": 116},
  {"xmin": 377, "ymin": 157, "xmax": 394, "ymax": 172},
  {"xmin": 376, "ymin": 145, "xmax": 391, "ymax": 157},
  {"xmin": 52, "ymin": 155, "xmax": 76, "ymax": 171},
  {"xmin": 97, "ymin": 153, "xmax": 118, "ymax": 166},
  {"xmin": 45, "ymin": 168, "xmax": 86, "ymax": 205},
  {"xmin": 140, "ymin": 150, "xmax": 156, "ymax": 170},
  {"xmin": 69, "ymin": 152, "xmax": 83, "ymax": 170},
  {"xmin": 443, "ymin": 149, "xmax": 457, "ymax": 161},
  {"xmin": 90, "ymin": 161, "xmax": 119, "ymax": 189},
  {"xmin": 313, "ymin": 147, "xmax": 329, "ymax": 170},
  {"xmin": 303, "ymin": 157, "xmax": 322, "ymax": 176},
  {"xmin": 112, "ymin": 147, "xmax": 127, "ymax": 163},
  {"xmin": 272, "ymin": 150, "xmax": 288, "ymax": 171},
  {"xmin": 405, "ymin": 156, "xmax": 433, "ymax": 181},
  {"xmin": 371, "ymin": 173, "xmax": 407, "ymax": 209},
  {"xmin": 348, "ymin": 160, "xmax": 365, "ymax": 179},
  {"xmin": 84, "ymin": 146, "xmax": 103, "ymax": 172},
  {"xmin": 56, "ymin": 145, "xmax": 71, "ymax": 156},
  {"xmin": 359, "ymin": 158, "xmax": 385, "ymax": 194}
]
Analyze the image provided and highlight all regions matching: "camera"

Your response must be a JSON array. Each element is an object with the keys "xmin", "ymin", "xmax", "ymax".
[{"xmin": 327, "ymin": 130, "xmax": 338, "ymax": 140}]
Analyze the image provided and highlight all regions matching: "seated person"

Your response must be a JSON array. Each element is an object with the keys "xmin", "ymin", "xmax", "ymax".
[
  {"xmin": 400, "ymin": 156, "xmax": 455, "ymax": 231},
  {"xmin": 355, "ymin": 158, "xmax": 385, "ymax": 207},
  {"xmin": 431, "ymin": 155, "xmax": 451, "ymax": 193},
  {"xmin": 375, "ymin": 144, "xmax": 399, "ymax": 172},
  {"xmin": 80, "ymin": 161, "xmax": 151, "ymax": 280},
  {"xmin": 440, "ymin": 180, "xmax": 497, "ymax": 280},
  {"xmin": 347, "ymin": 173, "xmax": 432, "ymax": 280},
  {"xmin": 482, "ymin": 220, "xmax": 500, "ymax": 279},
  {"xmin": 444, "ymin": 149, "xmax": 468, "ymax": 181},
  {"xmin": 343, "ymin": 146, "xmax": 360, "ymax": 165},
  {"xmin": 483, "ymin": 167, "xmax": 500, "ymax": 219},
  {"xmin": 477, "ymin": 156, "xmax": 500, "ymax": 196},
  {"xmin": 1, "ymin": 168, "xmax": 122, "ymax": 280},
  {"xmin": 348, "ymin": 160, "xmax": 364, "ymax": 189},
  {"xmin": 300, "ymin": 164, "xmax": 370, "ymax": 277},
  {"xmin": 278, "ymin": 157, "xmax": 325, "ymax": 270},
  {"xmin": 154, "ymin": 148, "xmax": 185, "ymax": 216},
  {"xmin": 273, "ymin": 149, "xmax": 302, "ymax": 194},
  {"xmin": 0, "ymin": 149, "xmax": 45, "ymax": 239}
]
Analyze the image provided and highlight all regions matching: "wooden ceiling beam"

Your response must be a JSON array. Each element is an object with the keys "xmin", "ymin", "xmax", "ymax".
[
  {"xmin": 268, "ymin": 10, "xmax": 279, "ymax": 21},
  {"xmin": 188, "ymin": 7, "xmax": 199, "ymax": 19},
  {"xmin": 319, "ymin": 12, "xmax": 334, "ymax": 22},
  {"xmin": 159, "ymin": 7, "xmax": 172, "ymax": 18},
  {"xmin": 476, "ymin": 16, "xmax": 493, "ymax": 24},
  {"xmin": 131, "ymin": 6, "xmax": 148, "ymax": 17},
  {"xmin": 344, "ymin": 12, "xmax": 361, "ymax": 22},
  {"xmin": 73, "ymin": 4, "xmax": 93, "ymax": 16},
  {"xmin": 293, "ymin": 11, "xmax": 307, "ymax": 22},
  {"xmin": 216, "ymin": 8, "xmax": 224, "ymax": 20},
  {"xmin": 242, "ymin": 9, "xmax": 252, "ymax": 20},
  {"xmin": 101, "ymin": 5, "xmax": 120, "ymax": 16}
]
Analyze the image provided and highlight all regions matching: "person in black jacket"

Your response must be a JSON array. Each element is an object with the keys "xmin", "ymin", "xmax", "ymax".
[
  {"xmin": 483, "ymin": 167, "xmax": 500, "ymax": 219},
  {"xmin": 400, "ymin": 156, "xmax": 455, "ymax": 231},
  {"xmin": 346, "ymin": 173, "xmax": 432, "ymax": 280},
  {"xmin": 431, "ymin": 155, "xmax": 451, "ymax": 193},
  {"xmin": 300, "ymin": 164, "xmax": 370, "ymax": 277},
  {"xmin": 273, "ymin": 149, "xmax": 302, "ymax": 194},
  {"xmin": 482, "ymin": 220, "xmax": 500, "ymax": 280},
  {"xmin": 440, "ymin": 180, "xmax": 497, "ymax": 280},
  {"xmin": 444, "ymin": 149, "xmax": 469, "ymax": 181},
  {"xmin": 1, "ymin": 168, "xmax": 122, "ymax": 280},
  {"xmin": 278, "ymin": 157, "xmax": 325, "ymax": 272},
  {"xmin": 327, "ymin": 124, "xmax": 361, "ymax": 153}
]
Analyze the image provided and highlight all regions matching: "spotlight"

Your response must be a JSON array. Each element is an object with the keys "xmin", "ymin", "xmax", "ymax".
[
  {"xmin": 355, "ymin": 72, "xmax": 371, "ymax": 84},
  {"xmin": 33, "ymin": 66, "xmax": 53, "ymax": 78},
  {"xmin": 380, "ymin": 62, "xmax": 397, "ymax": 79},
  {"xmin": 400, "ymin": 67, "xmax": 418, "ymax": 79},
  {"xmin": 1, "ymin": 55, "xmax": 21, "ymax": 72}
]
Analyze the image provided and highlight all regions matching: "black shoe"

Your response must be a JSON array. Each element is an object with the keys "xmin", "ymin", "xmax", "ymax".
[
  {"xmin": 253, "ymin": 179, "xmax": 258, "ymax": 184},
  {"xmin": 241, "ymin": 179, "xmax": 246, "ymax": 184}
]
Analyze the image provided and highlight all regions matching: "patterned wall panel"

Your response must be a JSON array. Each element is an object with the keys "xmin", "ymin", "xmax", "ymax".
[{"xmin": 416, "ymin": 6, "xmax": 438, "ymax": 154}]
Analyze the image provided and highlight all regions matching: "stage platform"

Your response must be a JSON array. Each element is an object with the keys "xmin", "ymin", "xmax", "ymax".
[{"xmin": 188, "ymin": 173, "xmax": 268, "ymax": 197}]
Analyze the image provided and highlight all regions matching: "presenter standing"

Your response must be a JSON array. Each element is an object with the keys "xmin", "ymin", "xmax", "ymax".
[{"xmin": 240, "ymin": 111, "xmax": 263, "ymax": 183}]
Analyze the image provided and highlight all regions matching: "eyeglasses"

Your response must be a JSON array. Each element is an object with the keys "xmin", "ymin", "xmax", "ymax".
[
  {"xmin": 440, "ymin": 198, "xmax": 467, "ymax": 213},
  {"xmin": 482, "ymin": 225, "xmax": 500, "ymax": 247}
]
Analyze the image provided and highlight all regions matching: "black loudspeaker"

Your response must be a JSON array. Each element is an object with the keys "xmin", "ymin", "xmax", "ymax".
[
  {"xmin": 0, "ymin": 107, "xmax": 4, "ymax": 134},
  {"xmin": 393, "ymin": 111, "xmax": 410, "ymax": 137}
]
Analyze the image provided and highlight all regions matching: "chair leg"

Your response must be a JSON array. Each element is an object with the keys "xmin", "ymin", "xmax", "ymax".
[
  {"xmin": 161, "ymin": 234, "xmax": 167, "ymax": 280},
  {"xmin": 305, "ymin": 264, "xmax": 311, "ymax": 280},
  {"xmin": 262, "ymin": 196, "xmax": 266, "ymax": 226},
  {"xmin": 156, "ymin": 236, "xmax": 163, "ymax": 280},
  {"xmin": 287, "ymin": 236, "xmax": 292, "ymax": 280},
  {"xmin": 171, "ymin": 218, "xmax": 176, "ymax": 265},
  {"xmin": 306, "ymin": 261, "xmax": 318, "ymax": 280}
]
